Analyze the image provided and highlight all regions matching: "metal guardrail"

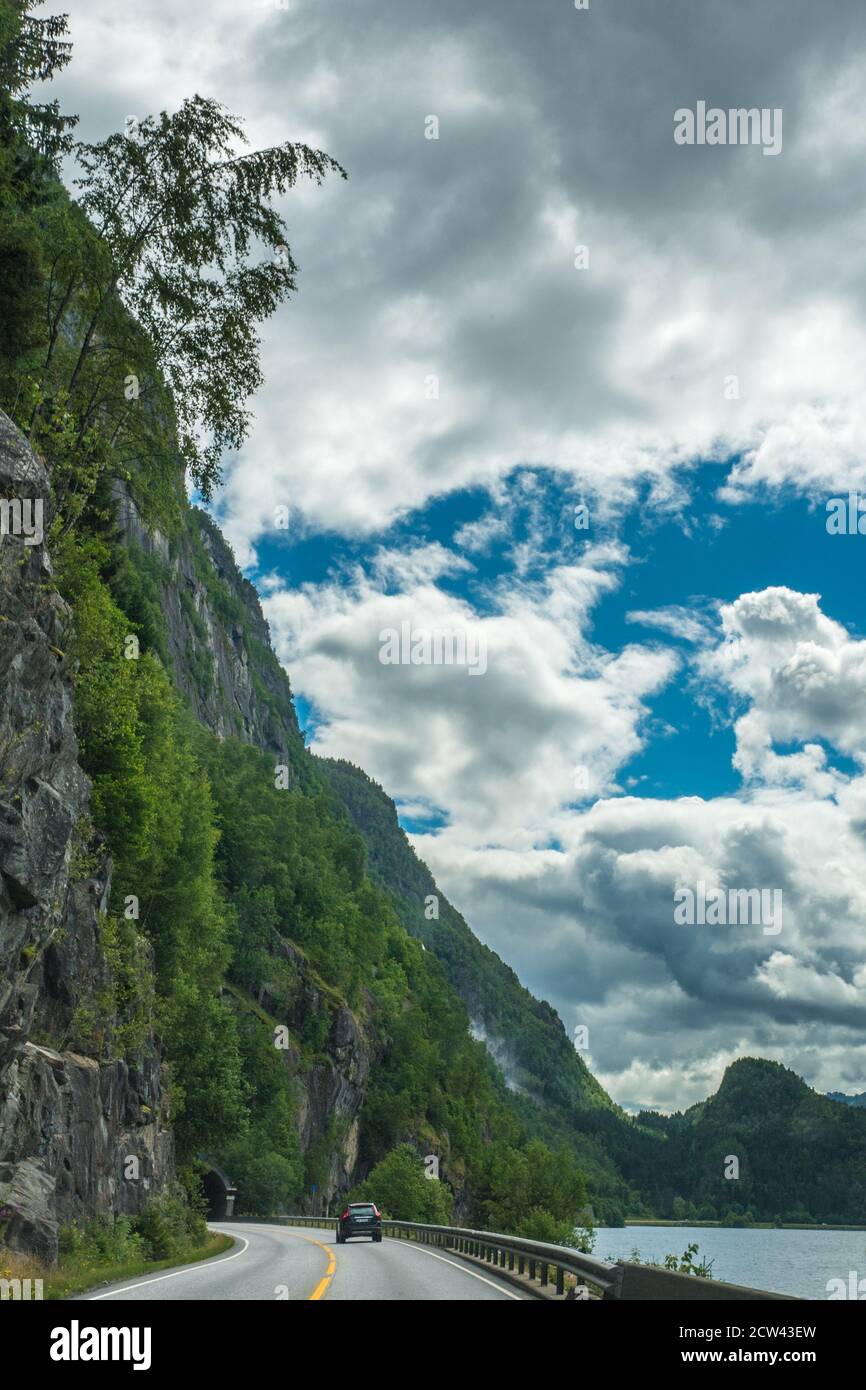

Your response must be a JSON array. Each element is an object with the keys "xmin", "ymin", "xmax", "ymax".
[
  {"xmin": 277, "ymin": 1214, "xmax": 614, "ymax": 1296},
  {"xmin": 275, "ymin": 1216, "xmax": 795, "ymax": 1300}
]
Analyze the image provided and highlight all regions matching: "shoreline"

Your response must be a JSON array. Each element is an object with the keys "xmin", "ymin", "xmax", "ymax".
[{"xmin": 619, "ymin": 1219, "xmax": 866, "ymax": 1232}]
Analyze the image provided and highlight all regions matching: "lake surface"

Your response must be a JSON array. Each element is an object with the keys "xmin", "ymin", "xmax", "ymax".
[{"xmin": 592, "ymin": 1225, "xmax": 866, "ymax": 1300}]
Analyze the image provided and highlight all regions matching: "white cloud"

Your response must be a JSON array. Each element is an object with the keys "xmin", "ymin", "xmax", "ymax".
[
  {"xmin": 627, "ymin": 605, "xmax": 714, "ymax": 646},
  {"xmin": 263, "ymin": 543, "xmax": 675, "ymax": 843},
  {"xmin": 698, "ymin": 587, "xmax": 866, "ymax": 784},
  {"xmin": 54, "ymin": 0, "xmax": 866, "ymax": 556}
]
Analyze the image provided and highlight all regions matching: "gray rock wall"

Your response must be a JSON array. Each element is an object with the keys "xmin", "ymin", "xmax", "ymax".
[
  {"xmin": 0, "ymin": 413, "xmax": 172, "ymax": 1261},
  {"xmin": 112, "ymin": 480, "xmax": 300, "ymax": 759}
]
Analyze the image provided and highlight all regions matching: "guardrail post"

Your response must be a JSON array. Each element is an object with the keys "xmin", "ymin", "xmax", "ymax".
[
  {"xmin": 541, "ymin": 1263, "xmax": 549, "ymax": 1288},
  {"xmin": 556, "ymin": 1266, "xmax": 565, "ymax": 1296}
]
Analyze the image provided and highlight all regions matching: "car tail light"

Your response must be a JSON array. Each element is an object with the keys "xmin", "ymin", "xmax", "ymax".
[{"xmin": 341, "ymin": 1209, "xmax": 349, "ymax": 1220}]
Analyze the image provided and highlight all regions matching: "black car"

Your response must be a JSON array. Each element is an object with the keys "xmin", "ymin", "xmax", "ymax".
[{"xmin": 337, "ymin": 1202, "xmax": 382, "ymax": 1243}]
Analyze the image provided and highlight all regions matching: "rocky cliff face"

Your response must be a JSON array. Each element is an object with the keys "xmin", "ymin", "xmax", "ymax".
[
  {"xmin": 0, "ymin": 414, "xmax": 172, "ymax": 1260},
  {"xmin": 113, "ymin": 481, "xmax": 300, "ymax": 760},
  {"xmin": 297, "ymin": 1004, "xmax": 371, "ymax": 1199},
  {"xmin": 111, "ymin": 481, "xmax": 376, "ymax": 1208},
  {"xmin": 228, "ymin": 922, "xmax": 373, "ymax": 1207}
]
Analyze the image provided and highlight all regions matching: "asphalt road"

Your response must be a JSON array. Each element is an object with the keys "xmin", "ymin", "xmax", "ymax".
[{"xmin": 79, "ymin": 1221, "xmax": 527, "ymax": 1301}]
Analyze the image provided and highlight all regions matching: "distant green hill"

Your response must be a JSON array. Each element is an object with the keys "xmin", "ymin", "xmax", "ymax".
[
  {"xmin": 638, "ymin": 1059, "xmax": 866, "ymax": 1224},
  {"xmin": 826, "ymin": 1090, "xmax": 866, "ymax": 1109}
]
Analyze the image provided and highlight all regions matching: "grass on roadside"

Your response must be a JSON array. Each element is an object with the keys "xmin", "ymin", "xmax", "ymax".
[
  {"xmin": 1, "ymin": 1231, "xmax": 233, "ymax": 1300},
  {"xmin": 46, "ymin": 1230, "xmax": 234, "ymax": 1298},
  {"xmin": 1, "ymin": 1184, "xmax": 235, "ymax": 1300}
]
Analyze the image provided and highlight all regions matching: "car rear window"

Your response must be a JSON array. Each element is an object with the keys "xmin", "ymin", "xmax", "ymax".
[{"xmin": 350, "ymin": 1205, "xmax": 376, "ymax": 1215}]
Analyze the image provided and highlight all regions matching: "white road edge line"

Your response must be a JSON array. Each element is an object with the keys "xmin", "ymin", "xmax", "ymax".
[
  {"xmin": 385, "ymin": 1237, "xmax": 526, "ymax": 1300},
  {"xmin": 86, "ymin": 1233, "xmax": 250, "ymax": 1299}
]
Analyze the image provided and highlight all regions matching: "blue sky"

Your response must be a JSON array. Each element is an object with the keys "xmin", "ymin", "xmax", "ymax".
[{"xmin": 253, "ymin": 462, "xmax": 863, "ymax": 811}]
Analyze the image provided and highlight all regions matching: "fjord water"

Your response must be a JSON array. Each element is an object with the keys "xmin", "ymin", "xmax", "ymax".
[{"xmin": 593, "ymin": 1226, "xmax": 866, "ymax": 1300}]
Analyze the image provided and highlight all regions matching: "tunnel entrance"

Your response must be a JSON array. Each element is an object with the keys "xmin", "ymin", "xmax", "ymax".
[{"xmin": 200, "ymin": 1162, "xmax": 238, "ymax": 1220}]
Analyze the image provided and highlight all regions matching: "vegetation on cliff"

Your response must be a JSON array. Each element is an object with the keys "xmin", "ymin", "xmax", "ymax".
[{"xmin": 3, "ymin": 3, "xmax": 865, "ymax": 1243}]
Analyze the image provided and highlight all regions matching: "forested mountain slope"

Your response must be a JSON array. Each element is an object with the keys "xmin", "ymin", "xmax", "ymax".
[
  {"xmin": 637, "ymin": 1060, "xmax": 866, "ymax": 1225},
  {"xmin": 317, "ymin": 759, "xmax": 613, "ymax": 1115}
]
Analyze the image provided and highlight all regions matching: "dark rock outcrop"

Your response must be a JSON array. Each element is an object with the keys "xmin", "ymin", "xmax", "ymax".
[
  {"xmin": 112, "ymin": 480, "xmax": 300, "ymax": 758},
  {"xmin": 0, "ymin": 413, "xmax": 172, "ymax": 1260},
  {"xmin": 298, "ymin": 1004, "xmax": 371, "ymax": 1199}
]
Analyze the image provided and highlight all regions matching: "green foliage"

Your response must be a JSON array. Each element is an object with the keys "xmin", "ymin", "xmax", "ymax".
[
  {"xmin": 69, "ymin": 96, "xmax": 345, "ymax": 500},
  {"xmin": 0, "ymin": 3, "xmax": 595, "ymax": 1241},
  {"xmin": 59, "ymin": 1213, "xmax": 144, "ymax": 1266},
  {"xmin": 625, "ymin": 1245, "xmax": 717, "ymax": 1273},
  {"xmin": 0, "ymin": 211, "xmax": 44, "ymax": 402},
  {"xmin": 58, "ymin": 1185, "xmax": 208, "ymax": 1269},
  {"xmin": 476, "ymin": 1138, "xmax": 587, "ymax": 1245},
  {"xmin": 106, "ymin": 539, "xmax": 172, "ymax": 667},
  {"xmin": 350, "ymin": 1145, "xmax": 453, "ymax": 1223},
  {"xmin": 662, "ymin": 1243, "xmax": 714, "ymax": 1279},
  {"xmin": 0, "ymin": 3, "xmax": 75, "ymax": 416},
  {"xmin": 134, "ymin": 1186, "xmax": 207, "ymax": 1260},
  {"xmin": 48, "ymin": 485, "xmax": 598, "ymax": 1234},
  {"xmin": 1, "ymin": 44, "xmax": 345, "ymax": 543},
  {"xmin": 97, "ymin": 913, "xmax": 154, "ymax": 1055},
  {"xmin": 18, "ymin": 13, "xmax": 860, "ymax": 1242},
  {"xmin": 626, "ymin": 1242, "xmax": 714, "ymax": 1280},
  {"xmin": 0, "ymin": 2, "xmax": 76, "ymax": 199},
  {"xmin": 54, "ymin": 532, "xmax": 247, "ymax": 1156},
  {"xmin": 225, "ymin": 1144, "xmax": 302, "ymax": 1218}
]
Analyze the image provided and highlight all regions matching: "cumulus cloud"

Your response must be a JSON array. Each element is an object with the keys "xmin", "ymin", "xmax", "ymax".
[
  {"xmin": 263, "ymin": 542, "xmax": 675, "ymax": 841},
  {"xmin": 54, "ymin": 0, "xmax": 866, "ymax": 562},
  {"xmin": 420, "ymin": 783, "xmax": 866, "ymax": 1106},
  {"xmin": 698, "ymin": 587, "xmax": 866, "ymax": 785}
]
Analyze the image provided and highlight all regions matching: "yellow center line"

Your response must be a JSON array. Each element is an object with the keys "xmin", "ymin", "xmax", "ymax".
[
  {"xmin": 280, "ymin": 1228, "xmax": 337, "ymax": 1300},
  {"xmin": 309, "ymin": 1243, "xmax": 337, "ymax": 1301}
]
